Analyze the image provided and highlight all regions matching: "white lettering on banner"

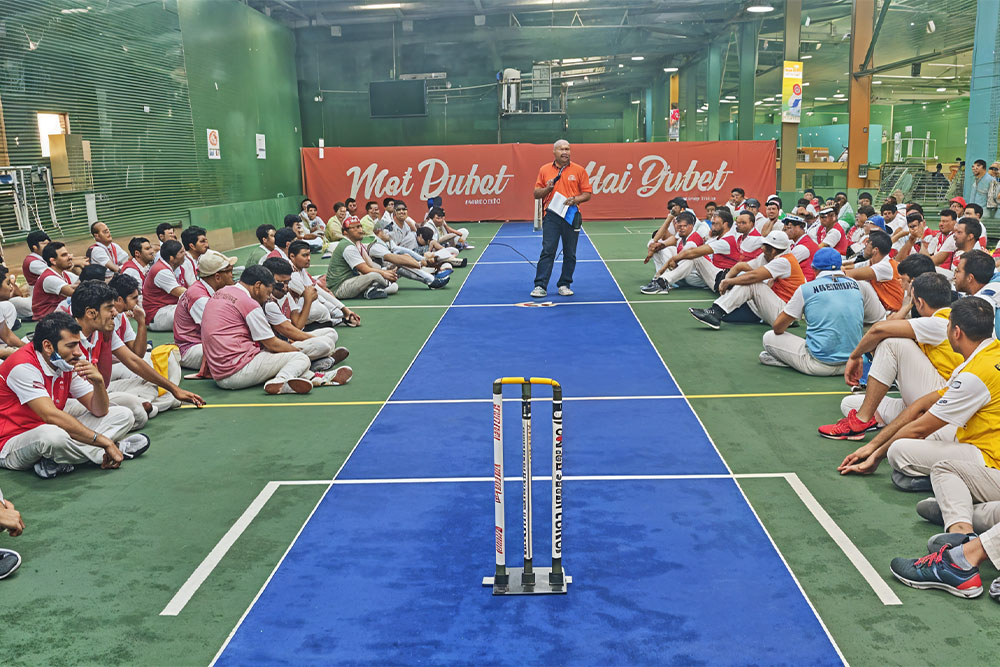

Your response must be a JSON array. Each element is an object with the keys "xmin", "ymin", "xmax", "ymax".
[
  {"xmin": 584, "ymin": 161, "xmax": 633, "ymax": 195},
  {"xmin": 418, "ymin": 159, "xmax": 514, "ymax": 199},
  {"xmin": 345, "ymin": 160, "xmax": 516, "ymax": 201},
  {"xmin": 635, "ymin": 157, "xmax": 734, "ymax": 197}
]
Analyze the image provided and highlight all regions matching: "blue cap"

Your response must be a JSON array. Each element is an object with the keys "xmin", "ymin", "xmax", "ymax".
[
  {"xmin": 868, "ymin": 215, "xmax": 886, "ymax": 231},
  {"xmin": 812, "ymin": 247, "xmax": 843, "ymax": 272}
]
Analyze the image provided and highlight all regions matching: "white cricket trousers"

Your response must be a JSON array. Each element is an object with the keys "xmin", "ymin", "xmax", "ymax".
[
  {"xmin": 215, "ymin": 350, "xmax": 312, "ymax": 390},
  {"xmin": 0, "ymin": 405, "xmax": 135, "ymax": 469}
]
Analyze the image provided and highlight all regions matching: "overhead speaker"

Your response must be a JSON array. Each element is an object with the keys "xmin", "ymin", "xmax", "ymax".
[{"xmin": 911, "ymin": 63, "xmax": 921, "ymax": 77}]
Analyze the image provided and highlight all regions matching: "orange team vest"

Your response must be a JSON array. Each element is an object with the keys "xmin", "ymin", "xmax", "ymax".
[
  {"xmin": 770, "ymin": 254, "xmax": 805, "ymax": 302},
  {"xmin": 937, "ymin": 339, "xmax": 1000, "ymax": 468},
  {"xmin": 918, "ymin": 308, "xmax": 965, "ymax": 380},
  {"xmin": 871, "ymin": 258, "xmax": 904, "ymax": 312}
]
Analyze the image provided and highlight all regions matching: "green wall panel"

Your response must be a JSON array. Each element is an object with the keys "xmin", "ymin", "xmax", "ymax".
[
  {"xmin": 189, "ymin": 195, "xmax": 304, "ymax": 235},
  {"xmin": 0, "ymin": 0, "xmax": 302, "ymax": 243},
  {"xmin": 176, "ymin": 0, "xmax": 303, "ymax": 208}
]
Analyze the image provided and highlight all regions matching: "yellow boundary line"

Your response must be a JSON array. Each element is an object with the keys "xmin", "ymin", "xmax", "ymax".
[{"xmin": 179, "ymin": 390, "xmax": 853, "ymax": 409}]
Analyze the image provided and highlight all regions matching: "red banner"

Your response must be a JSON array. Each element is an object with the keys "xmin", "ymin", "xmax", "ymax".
[{"xmin": 301, "ymin": 141, "xmax": 776, "ymax": 222}]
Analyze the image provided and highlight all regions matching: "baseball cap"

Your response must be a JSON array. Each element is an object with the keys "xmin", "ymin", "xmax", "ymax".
[
  {"xmin": 342, "ymin": 215, "xmax": 362, "ymax": 229},
  {"xmin": 819, "ymin": 206, "xmax": 836, "ymax": 216},
  {"xmin": 812, "ymin": 247, "xmax": 843, "ymax": 272},
  {"xmin": 950, "ymin": 196, "xmax": 967, "ymax": 208},
  {"xmin": 762, "ymin": 230, "xmax": 790, "ymax": 250},
  {"xmin": 867, "ymin": 215, "xmax": 886, "ymax": 231},
  {"xmin": 745, "ymin": 198, "xmax": 761, "ymax": 208},
  {"xmin": 782, "ymin": 214, "xmax": 805, "ymax": 226},
  {"xmin": 197, "ymin": 249, "xmax": 237, "ymax": 277}
]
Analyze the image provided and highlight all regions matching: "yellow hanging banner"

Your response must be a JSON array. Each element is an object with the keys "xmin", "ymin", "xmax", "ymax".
[{"xmin": 782, "ymin": 61, "xmax": 803, "ymax": 123}]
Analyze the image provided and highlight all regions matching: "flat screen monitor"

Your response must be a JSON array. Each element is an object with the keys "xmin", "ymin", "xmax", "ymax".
[{"xmin": 369, "ymin": 80, "xmax": 427, "ymax": 118}]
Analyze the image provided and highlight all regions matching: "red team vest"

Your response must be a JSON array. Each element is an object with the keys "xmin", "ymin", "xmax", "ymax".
[
  {"xmin": 32, "ymin": 267, "xmax": 73, "ymax": 320},
  {"xmin": 89, "ymin": 242, "xmax": 122, "ymax": 267},
  {"xmin": 121, "ymin": 258, "xmax": 149, "ymax": 291},
  {"xmin": 0, "ymin": 345, "xmax": 73, "ymax": 449},
  {"xmin": 737, "ymin": 229, "xmax": 763, "ymax": 261},
  {"xmin": 816, "ymin": 222, "xmax": 850, "ymax": 255},
  {"xmin": 21, "ymin": 253, "xmax": 44, "ymax": 287},
  {"xmin": 712, "ymin": 233, "xmax": 741, "ymax": 270},
  {"xmin": 678, "ymin": 232, "xmax": 705, "ymax": 250},
  {"xmin": 937, "ymin": 232, "xmax": 957, "ymax": 270},
  {"xmin": 791, "ymin": 234, "xmax": 820, "ymax": 281},
  {"xmin": 142, "ymin": 259, "xmax": 180, "ymax": 321}
]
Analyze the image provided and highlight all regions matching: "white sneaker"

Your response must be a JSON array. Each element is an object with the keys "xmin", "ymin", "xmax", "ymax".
[
  {"xmin": 0, "ymin": 548, "xmax": 22, "ymax": 579},
  {"xmin": 557, "ymin": 286, "xmax": 574, "ymax": 296},
  {"xmin": 758, "ymin": 350, "xmax": 788, "ymax": 368},
  {"xmin": 530, "ymin": 286, "xmax": 547, "ymax": 298},
  {"xmin": 312, "ymin": 366, "xmax": 353, "ymax": 386}
]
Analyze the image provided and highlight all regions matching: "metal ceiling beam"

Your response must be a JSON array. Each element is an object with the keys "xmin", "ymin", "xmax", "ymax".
[
  {"xmin": 854, "ymin": 43, "xmax": 974, "ymax": 77},
  {"xmin": 860, "ymin": 0, "xmax": 890, "ymax": 73}
]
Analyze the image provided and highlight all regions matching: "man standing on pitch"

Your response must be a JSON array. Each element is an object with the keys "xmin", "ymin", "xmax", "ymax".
[{"xmin": 531, "ymin": 140, "xmax": 592, "ymax": 298}]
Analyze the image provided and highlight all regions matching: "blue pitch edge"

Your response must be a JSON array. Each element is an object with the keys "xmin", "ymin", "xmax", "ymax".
[{"xmin": 217, "ymin": 224, "xmax": 842, "ymax": 666}]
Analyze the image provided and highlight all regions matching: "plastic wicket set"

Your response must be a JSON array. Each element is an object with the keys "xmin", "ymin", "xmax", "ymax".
[{"xmin": 483, "ymin": 377, "xmax": 570, "ymax": 595}]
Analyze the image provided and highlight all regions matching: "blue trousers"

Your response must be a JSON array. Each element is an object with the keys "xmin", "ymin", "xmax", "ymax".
[{"xmin": 534, "ymin": 211, "xmax": 581, "ymax": 288}]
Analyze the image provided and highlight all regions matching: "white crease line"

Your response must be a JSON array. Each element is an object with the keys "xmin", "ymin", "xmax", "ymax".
[
  {"xmin": 475, "ymin": 258, "xmax": 644, "ymax": 265},
  {"xmin": 160, "ymin": 482, "xmax": 282, "ymax": 616},
  {"xmin": 783, "ymin": 472, "xmax": 902, "ymax": 606}
]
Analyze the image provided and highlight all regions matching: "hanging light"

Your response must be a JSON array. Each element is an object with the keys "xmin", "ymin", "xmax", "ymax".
[{"xmin": 746, "ymin": 4, "xmax": 775, "ymax": 13}]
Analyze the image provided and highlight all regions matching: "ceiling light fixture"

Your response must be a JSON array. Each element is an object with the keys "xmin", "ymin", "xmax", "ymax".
[
  {"xmin": 804, "ymin": 15, "xmax": 811, "ymax": 26},
  {"xmin": 631, "ymin": 56, "xmax": 644, "ymax": 61},
  {"xmin": 746, "ymin": 4, "xmax": 775, "ymax": 13},
  {"xmin": 801, "ymin": 55, "xmax": 812, "ymax": 59},
  {"xmin": 936, "ymin": 87, "xmax": 946, "ymax": 92},
  {"xmin": 926, "ymin": 20, "xmax": 936, "ymax": 33},
  {"xmin": 663, "ymin": 67, "xmax": 678, "ymax": 72},
  {"xmin": 351, "ymin": 3, "xmax": 403, "ymax": 9},
  {"xmin": 815, "ymin": 96, "xmax": 828, "ymax": 101}
]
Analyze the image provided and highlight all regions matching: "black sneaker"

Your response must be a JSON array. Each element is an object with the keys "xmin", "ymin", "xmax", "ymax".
[
  {"xmin": 428, "ymin": 274, "xmax": 451, "ymax": 289},
  {"xmin": 689, "ymin": 307, "xmax": 722, "ymax": 329},
  {"xmin": 363, "ymin": 284, "xmax": 388, "ymax": 299},
  {"xmin": 118, "ymin": 433, "xmax": 150, "ymax": 459},
  {"xmin": 640, "ymin": 278, "xmax": 669, "ymax": 295},
  {"xmin": 33, "ymin": 458, "xmax": 75, "ymax": 479},
  {"xmin": 927, "ymin": 532, "xmax": 976, "ymax": 554},
  {"xmin": 916, "ymin": 497, "xmax": 943, "ymax": 526},
  {"xmin": 0, "ymin": 549, "xmax": 21, "ymax": 580},
  {"xmin": 892, "ymin": 470, "xmax": 932, "ymax": 492},
  {"xmin": 890, "ymin": 545, "xmax": 983, "ymax": 598}
]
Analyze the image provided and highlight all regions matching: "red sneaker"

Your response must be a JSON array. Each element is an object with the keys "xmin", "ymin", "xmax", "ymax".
[{"xmin": 818, "ymin": 409, "xmax": 879, "ymax": 440}]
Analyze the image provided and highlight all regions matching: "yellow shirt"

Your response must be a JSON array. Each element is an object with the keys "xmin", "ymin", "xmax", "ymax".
[
  {"xmin": 916, "ymin": 308, "xmax": 965, "ymax": 380},
  {"xmin": 933, "ymin": 338, "xmax": 1000, "ymax": 468}
]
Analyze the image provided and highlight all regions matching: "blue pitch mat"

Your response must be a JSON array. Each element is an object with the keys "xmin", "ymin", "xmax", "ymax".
[
  {"xmin": 216, "ymin": 226, "xmax": 841, "ymax": 665},
  {"xmin": 337, "ymin": 399, "xmax": 729, "ymax": 480}
]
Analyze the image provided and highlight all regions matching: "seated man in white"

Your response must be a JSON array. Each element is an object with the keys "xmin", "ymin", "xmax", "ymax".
[
  {"xmin": 819, "ymin": 272, "xmax": 962, "ymax": 440},
  {"xmin": 173, "ymin": 249, "xmax": 236, "ymax": 371},
  {"xmin": 142, "ymin": 240, "xmax": 187, "ymax": 332},
  {"xmin": 0, "ymin": 312, "xmax": 149, "ymax": 479},
  {"xmin": 641, "ymin": 211, "xmax": 708, "ymax": 294},
  {"xmin": 88, "ymin": 221, "xmax": 128, "ymax": 279},
  {"xmin": 262, "ymin": 257, "xmax": 352, "ymax": 386},
  {"xmin": 285, "ymin": 240, "xmax": 362, "ymax": 325},
  {"xmin": 688, "ymin": 230, "xmax": 805, "ymax": 329}
]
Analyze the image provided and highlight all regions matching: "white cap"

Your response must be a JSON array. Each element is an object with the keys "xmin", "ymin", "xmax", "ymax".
[{"xmin": 762, "ymin": 229, "xmax": 790, "ymax": 250}]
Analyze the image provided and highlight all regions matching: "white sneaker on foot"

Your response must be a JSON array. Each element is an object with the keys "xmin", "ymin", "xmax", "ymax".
[
  {"xmin": 530, "ymin": 286, "xmax": 547, "ymax": 298},
  {"xmin": 758, "ymin": 350, "xmax": 789, "ymax": 367},
  {"xmin": 557, "ymin": 286, "xmax": 574, "ymax": 296}
]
